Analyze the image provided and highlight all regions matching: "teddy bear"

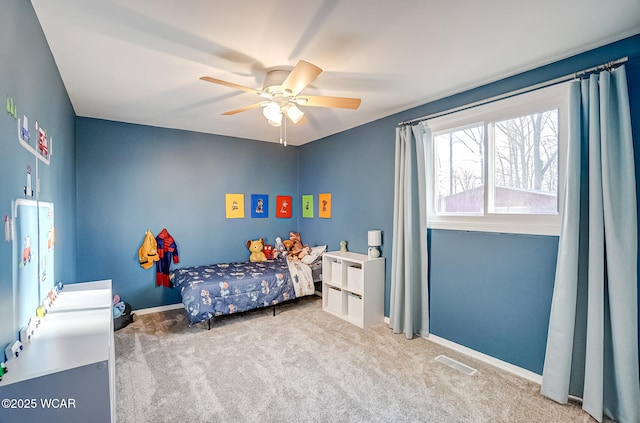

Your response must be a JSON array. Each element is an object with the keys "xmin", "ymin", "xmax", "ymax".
[{"xmin": 247, "ymin": 238, "xmax": 267, "ymax": 262}]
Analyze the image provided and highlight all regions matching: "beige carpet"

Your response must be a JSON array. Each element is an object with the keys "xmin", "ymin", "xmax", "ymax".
[{"xmin": 114, "ymin": 296, "xmax": 606, "ymax": 423}]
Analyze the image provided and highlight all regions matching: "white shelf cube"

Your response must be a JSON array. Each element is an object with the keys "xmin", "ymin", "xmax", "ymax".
[
  {"xmin": 327, "ymin": 286, "xmax": 342, "ymax": 314},
  {"xmin": 322, "ymin": 251, "xmax": 385, "ymax": 329},
  {"xmin": 347, "ymin": 292, "xmax": 363, "ymax": 323},
  {"xmin": 331, "ymin": 261, "xmax": 342, "ymax": 286},
  {"xmin": 347, "ymin": 266, "xmax": 363, "ymax": 293}
]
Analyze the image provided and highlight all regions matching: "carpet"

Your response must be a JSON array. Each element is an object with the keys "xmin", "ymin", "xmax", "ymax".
[{"xmin": 114, "ymin": 296, "xmax": 603, "ymax": 422}]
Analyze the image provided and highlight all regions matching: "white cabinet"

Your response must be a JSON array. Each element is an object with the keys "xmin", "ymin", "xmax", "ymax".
[
  {"xmin": 0, "ymin": 280, "xmax": 116, "ymax": 423},
  {"xmin": 322, "ymin": 251, "xmax": 384, "ymax": 329}
]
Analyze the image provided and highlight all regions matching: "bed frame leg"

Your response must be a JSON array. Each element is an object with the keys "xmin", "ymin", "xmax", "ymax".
[
  {"xmin": 273, "ymin": 305, "xmax": 276, "ymax": 317},
  {"xmin": 208, "ymin": 317, "xmax": 212, "ymax": 330}
]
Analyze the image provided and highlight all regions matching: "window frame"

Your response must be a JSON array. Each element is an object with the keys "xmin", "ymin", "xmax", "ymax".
[{"xmin": 425, "ymin": 83, "xmax": 569, "ymax": 236}]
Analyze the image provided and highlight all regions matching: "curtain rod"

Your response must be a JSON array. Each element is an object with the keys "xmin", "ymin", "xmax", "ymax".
[{"xmin": 397, "ymin": 56, "xmax": 629, "ymax": 127}]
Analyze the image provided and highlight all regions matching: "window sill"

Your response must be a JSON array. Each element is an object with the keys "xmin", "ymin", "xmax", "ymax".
[{"xmin": 427, "ymin": 218, "xmax": 560, "ymax": 236}]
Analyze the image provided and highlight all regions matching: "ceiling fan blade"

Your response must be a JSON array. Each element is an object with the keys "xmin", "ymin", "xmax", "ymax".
[
  {"xmin": 281, "ymin": 60, "xmax": 322, "ymax": 96},
  {"xmin": 297, "ymin": 95, "xmax": 361, "ymax": 110},
  {"xmin": 222, "ymin": 103, "xmax": 263, "ymax": 115},
  {"xmin": 200, "ymin": 76, "xmax": 260, "ymax": 95}
]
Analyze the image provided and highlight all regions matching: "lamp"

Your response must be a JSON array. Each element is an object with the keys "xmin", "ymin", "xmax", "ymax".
[{"xmin": 368, "ymin": 230, "xmax": 382, "ymax": 258}]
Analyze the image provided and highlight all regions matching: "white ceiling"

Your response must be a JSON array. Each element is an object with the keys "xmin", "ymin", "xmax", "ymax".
[{"xmin": 31, "ymin": 0, "xmax": 640, "ymax": 146}]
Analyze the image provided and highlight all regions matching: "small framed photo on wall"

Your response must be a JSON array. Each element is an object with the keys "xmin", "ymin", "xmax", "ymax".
[
  {"xmin": 319, "ymin": 193, "xmax": 332, "ymax": 218},
  {"xmin": 251, "ymin": 194, "xmax": 269, "ymax": 218},
  {"xmin": 302, "ymin": 195, "xmax": 314, "ymax": 218},
  {"xmin": 276, "ymin": 195, "xmax": 292, "ymax": 218},
  {"xmin": 225, "ymin": 193, "xmax": 245, "ymax": 218}
]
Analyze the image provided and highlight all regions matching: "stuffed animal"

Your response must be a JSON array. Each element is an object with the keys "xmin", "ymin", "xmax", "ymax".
[
  {"xmin": 289, "ymin": 231, "xmax": 303, "ymax": 252},
  {"xmin": 263, "ymin": 244, "xmax": 274, "ymax": 260},
  {"xmin": 288, "ymin": 231, "xmax": 311, "ymax": 260},
  {"xmin": 274, "ymin": 236, "xmax": 285, "ymax": 252},
  {"xmin": 271, "ymin": 237, "xmax": 284, "ymax": 259},
  {"xmin": 247, "ymin": 238, "xmax": 267, "ymax": 262},
  {"xmin": 283, "ymin": 239, "xmax": 294, "ymax": 253}
]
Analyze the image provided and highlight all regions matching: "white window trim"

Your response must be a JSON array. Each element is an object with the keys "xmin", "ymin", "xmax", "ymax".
[{"xmin": 425, "ymin": 83, "xmax": 569, "ymax": 236}]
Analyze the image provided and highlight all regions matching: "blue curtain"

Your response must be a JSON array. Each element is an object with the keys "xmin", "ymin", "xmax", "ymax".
[
  {"xmin": 541, "ymin": 66, "xmax": 640, "ymax": 423},
  {"xmin": 389, "ymin": 123, "xmax": 429, "ymax": 339}
]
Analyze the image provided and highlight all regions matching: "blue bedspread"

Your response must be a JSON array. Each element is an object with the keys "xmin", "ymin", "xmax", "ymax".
[{"xmin": 170, "ymin": 259, "xmax": 297, "ymax": 325}]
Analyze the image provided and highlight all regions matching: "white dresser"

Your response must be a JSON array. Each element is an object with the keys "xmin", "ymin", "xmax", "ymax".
[{"xmin": 0, "ymin": 280, "xmax": 116, "ymax": 423}]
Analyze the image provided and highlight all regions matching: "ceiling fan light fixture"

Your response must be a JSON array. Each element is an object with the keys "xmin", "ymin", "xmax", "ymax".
[
  {"xmin": 263, "ymin": 101, "xmax": 282, "ymax": 121},
  {"xmin": 200, "ymin": 60, "xmax": 362, "ymax": 145},
  {"xmin": 268, "ymin": 117, "xmax": 282, "ymax": 127},
  {"xmin": 284, "ymin": 103, "xmax": 304, "ymax": 124}
]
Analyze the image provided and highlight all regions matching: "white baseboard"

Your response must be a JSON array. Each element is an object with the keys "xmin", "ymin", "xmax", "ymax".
[
  {"xmin": 425, "ymin": 333, "xmax": 542, "ymax": 385},
  {"xmin": 384, "ymin": 317, "xmax": 541, "ymax": 384},
  {"xmin": 133, "ymin": 303, "xmax": 183, "ymax": 315}
]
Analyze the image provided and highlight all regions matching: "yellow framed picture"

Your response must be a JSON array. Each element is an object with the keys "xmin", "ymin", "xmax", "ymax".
[
  {"xmin": 319, "ymin": 193, "xmax": 332, "ymax": 218},
  {"xmin": 225, "ymin": 193, "xmax": 245, "ymax": 218}
]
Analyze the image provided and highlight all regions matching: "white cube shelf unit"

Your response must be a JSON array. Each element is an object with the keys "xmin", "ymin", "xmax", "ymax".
[{"xmin": 322, "ymin": 251, "xmax": 384, "ymax": 329}]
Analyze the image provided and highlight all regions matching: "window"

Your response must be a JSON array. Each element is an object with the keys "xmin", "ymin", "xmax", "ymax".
[
  {"xmin": 426, "ymin": 83, "xmax": 569, "ymax": 235},
  {"xmin": 434, "ymin": 124, "xmax": 485, "ymax": 214}
]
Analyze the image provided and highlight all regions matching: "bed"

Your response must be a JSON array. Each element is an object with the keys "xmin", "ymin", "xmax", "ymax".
[{"xmin": 169, "ymin": 252, "xmax": 323, "ymax": 327}]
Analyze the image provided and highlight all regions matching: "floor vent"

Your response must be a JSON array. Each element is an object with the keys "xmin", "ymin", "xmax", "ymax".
[{"xmin": 435, "ymin": 355, "xmax": 477, "ymax": 376}]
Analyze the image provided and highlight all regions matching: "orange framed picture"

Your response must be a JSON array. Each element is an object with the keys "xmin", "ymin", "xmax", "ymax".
[{"xmin": 319, "ymin": 193, "xmax": 332, "ymax": 218}]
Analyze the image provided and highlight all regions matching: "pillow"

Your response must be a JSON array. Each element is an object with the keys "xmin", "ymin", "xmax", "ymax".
[
  {"xmin": 301, "ymin": 245, "xmax": 327, "ymax": 264},
  {"xmin": 310, "ymin": 245, "xmax": 327, "ymax": 255}
]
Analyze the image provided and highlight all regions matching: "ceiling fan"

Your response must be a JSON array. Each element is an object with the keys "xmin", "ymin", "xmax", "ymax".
[{"xmin": 200, "ymin": 60, "xmax": 361, "ymax": 143}]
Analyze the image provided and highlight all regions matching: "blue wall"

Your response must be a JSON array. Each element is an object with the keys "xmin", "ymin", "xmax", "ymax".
[
  {"xmin": 428, "ymin": 231, "xmax": 558, "ymax": 373},
  {"xmin": 0, "ymin": 1, "xmax": 77, "ymax": 349},
  {"xmin": 75, "ymin": 118, "xmax": 300, "ymax": 309},
  {"xmin": 298, "ymin": 34, "xmax": 640, "ymax": 374},
  {"xmin": 297, "ymin": 120, "xmax": 395, "ymax": 273}
]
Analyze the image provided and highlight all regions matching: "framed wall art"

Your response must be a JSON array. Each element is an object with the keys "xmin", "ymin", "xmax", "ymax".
[
  {"xmin": 319, "ymin": 193, "xmax": 332, "ymax": 218},
  {"xmin": 251, "ymin": 194, "xmax": 269, "ymax": 218},
  {"xmin": 225, "ymin": 193, "xmax": 245, "ymax": 218},
  {"xmin": 275, "ymin": 195, "xmax": 292, "ymax": 218},
  {"xmin": 302, "ymin": 194, "xmax": 314, "ymax": 218}
]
